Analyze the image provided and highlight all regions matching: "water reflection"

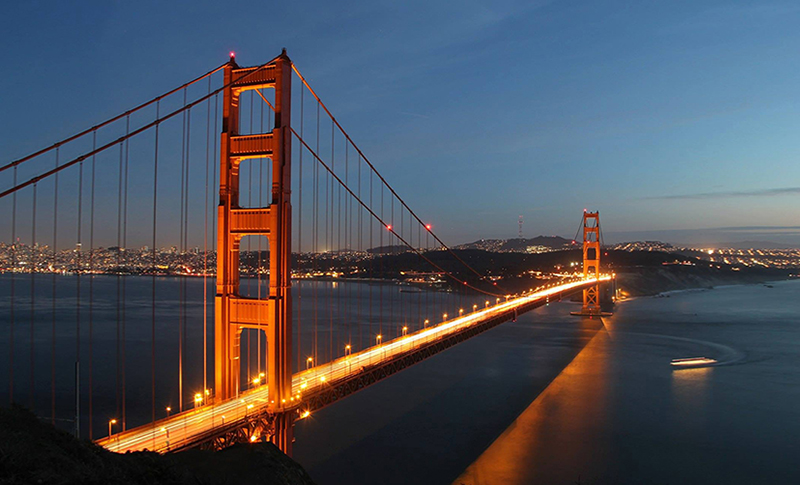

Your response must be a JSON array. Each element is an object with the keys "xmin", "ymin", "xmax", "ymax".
[
  {"xmin": 671, "ymin": 366, "xmax": 712, "ymax": 433},
  {"xmin": 454, "ymin": 322, "xmax": 610, "ymax": 485}
]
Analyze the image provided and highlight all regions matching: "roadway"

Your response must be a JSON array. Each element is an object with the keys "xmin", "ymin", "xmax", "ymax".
[{"xmin": 95, "ymin": 276, "xmax": 609, "ymax": 453}]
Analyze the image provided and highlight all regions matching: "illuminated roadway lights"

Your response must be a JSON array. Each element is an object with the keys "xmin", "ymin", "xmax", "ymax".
[
  {"xmin": 473, "ymin": 304, "xmax": 478, "ymax": 313},
  {"xmin": 108, "ymin": 419, "xmax": 117, "ymax": 438},
  {"xmin": 423, "ymin": 319, "xmax": 429, "ymax": 328},
  {"xmin": 165, "ymin": 406, "xmax": 172, "ymax": 418},
  {"xmin": 194, "ymin": 393, "xmax": 203, "ymax": 409},
  {"xmin": 485, "ymin": 300, "xmax": 489, "ymax": 308},
  {"xmin": 443, "ymin": 313, "xmax": 448, "ymax": 322},
  {"xmin": 94, "ymin": 279, "xmax": 608, "ymax": 454},
  {"xmin": 402, "ymin": 326, "xmax": 408, "ymax": 336},
  {"xmin": 459, "ymin": 308, "xmax": 464, "ymax": 316},
  {"xmin": 306, "ymin": 357, "xmax": 313, "ymax": 370},
  {"xmin": 345, "ymin": 344, "xmax": 351, "ymax": 357}
]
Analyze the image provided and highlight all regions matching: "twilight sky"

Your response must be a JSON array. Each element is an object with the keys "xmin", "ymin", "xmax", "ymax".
[{"xmin": 2, "ymin": 0, "xmax": 800, "ymax": 246}]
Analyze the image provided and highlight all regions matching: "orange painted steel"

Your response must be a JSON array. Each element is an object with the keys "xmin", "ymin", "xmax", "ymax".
[
  {"xmin": 215, "ymin": 51, "xmax": 294, "ymax": 454},
  {"xmin": 580, "ymin": 211, "xmax": 601, "ymax": 315}
]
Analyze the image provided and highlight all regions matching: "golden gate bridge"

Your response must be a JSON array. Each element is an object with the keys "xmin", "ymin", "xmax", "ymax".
[{"xmin": 0, "ymin": 50, "xmax": 610, "ymax": 456}]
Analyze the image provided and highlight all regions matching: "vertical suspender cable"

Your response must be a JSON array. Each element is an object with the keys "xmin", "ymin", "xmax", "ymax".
[
  {"xmin": 203, "ymin": 78, "xmax": 211, "ymax": 396},
  {"xmin": 88, "ymin": 131, "xmax": 96, "ymax": 439},
  {"xmin": 210, "ymin": 93, "xmax": 219, "ymax": 394},
  {"xmin": 329, "ymin": 119, "xmax": 334, "ymax": 362},
  {"xmin": 357, "ymin": 154, "xmax": 362, "ymax": 351},
  {"xmin": 152, "ymin": 101, "xmax": 160, "ymax": 428},
  {"xmin": 9, "ymin": 165, "xmax": 16, "ymax": 405},
  {"xmin": 379, "ymin": 183, "xmax": 383, "ymax": 339},
  {"xmin": 75, "ymin": 142, "xmax": 84, "ymax": 434},
  {"xmin": 115, "ymin": 140, "xmax": 122, "ymax": 427},
  {"xmin": 257, "ymin": 91, "xmax": 263, "ymax": 379},
  {"xmin": 345, "ymin": 142, "xmax": 349, "ymax": 347},
  {"xmin": 298, "ymin": 85, "xmax": 303, "ymax": 371},
  {"xmin": 30, "ymin": 183, "xmax": 37, "ymax": 413},
  {"xmin": 247, "ymin": 92, "xmax": 253, "ymax": 380},
  {"xmin": 184, "ymin": 107, "xmax": 191, "ymax": 398},
  {"xmin": 122, "ymin": 115, "xmax": 130, "ymax": 430},
  {"xmin": 202, "ymin": 84, "xmax": 208, "ymax": 396},
  {"xmin": 369, "ymin": 169, "xmax": 373, "ymax": 346},
  {"xmin": 314, "ymin": 102, "xmax": 319, "ymax": 365},
  {"xmin": 52, "ymin": 150, "xmax": 60, "ymax": 425},
  {"xmin": 178, "ymin": 89, "xmax": 187, "ymax": 411}
]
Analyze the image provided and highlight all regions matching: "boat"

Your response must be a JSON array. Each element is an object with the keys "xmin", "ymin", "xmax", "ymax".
[{"xmin": 670, "ymin": 357, "xmax": 717, "ymax": 368}]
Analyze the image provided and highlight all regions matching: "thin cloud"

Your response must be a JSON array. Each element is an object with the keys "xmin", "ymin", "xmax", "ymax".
[{"xmin": 647, "ymin": 187, "xmax": 800, "ymax": 200}]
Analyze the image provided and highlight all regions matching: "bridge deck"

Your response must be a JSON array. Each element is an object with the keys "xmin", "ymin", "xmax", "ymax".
[{"xmin": 95, "ymin": 277, "xmax": 609, "ymax": 453}]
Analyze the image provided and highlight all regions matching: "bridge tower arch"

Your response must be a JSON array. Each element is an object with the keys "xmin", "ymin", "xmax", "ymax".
[
  {"xmin": 216, "ymin": 51, "xmax": 294, "ymax": 453},
  {"xmin": 571, "ymin": 210, "xmax": 608, "ymax": 317},
  {"xmin": 581, "ymin": 211, "xmax": 601, "ymax": 314}
]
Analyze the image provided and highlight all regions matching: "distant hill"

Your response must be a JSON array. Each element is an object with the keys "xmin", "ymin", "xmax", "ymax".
[
  {"xmin": 367, "ymin": 244, "xmax": 412, "ymax": 254},
  {"xmin": 456, "ymin": 236, "xmax": 573, "ymax": 252},
  {"xmin": 690, "ymin": 240, "xmax": 798, "ymax": 250}
]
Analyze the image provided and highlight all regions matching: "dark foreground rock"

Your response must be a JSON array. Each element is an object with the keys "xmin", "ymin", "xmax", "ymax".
[{"xmin": 0, "ymin": 406, "xmax": 316, "ymax": 485}]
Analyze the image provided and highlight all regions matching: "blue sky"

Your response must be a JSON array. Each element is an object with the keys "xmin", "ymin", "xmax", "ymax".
[{"xmin": 2, "ymin": 0, "xmax": 799, "ymax": 245}]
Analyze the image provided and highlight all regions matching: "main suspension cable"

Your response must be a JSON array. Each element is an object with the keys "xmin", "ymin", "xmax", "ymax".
[
  {"xmin": 1, "ymin": 56, "xmax": 281, "ymax": 200},
  {"xmin": 290, "ymin": 127, "xmax": 504, "ymax": 298},
  {"xmin": 0, "ymin": 63, "xmax": 227, "ymax": 174},
  {"xmin": 290, "ymin": 64, "xmax": 501, "ymax": 289}
]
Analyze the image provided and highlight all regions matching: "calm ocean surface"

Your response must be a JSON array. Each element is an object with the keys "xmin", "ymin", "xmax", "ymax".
[
  {"xmin": 1, "ymin": 276, "xmax": 798, "ymax": 484},
  {"xmin": 295, "ymin": 280, "xmax": 800, "ymax": 484}
]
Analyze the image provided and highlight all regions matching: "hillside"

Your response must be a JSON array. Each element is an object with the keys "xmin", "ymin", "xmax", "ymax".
[
  {"xmin": 0, "ymin": 406, "xmax": 316, "ymax": 485},
  {"xmin": 455, "ymin": 236, "xmax": 573, "ymax": 252}
]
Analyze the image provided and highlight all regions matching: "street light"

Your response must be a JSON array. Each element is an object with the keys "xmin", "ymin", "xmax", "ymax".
[
  {"xmin": 443, "ymin": 313, "xmax": 447, "ymax": 321},
  {"xmin": 402, "ymin": 326, "xmax": 408, "ymax": 336},
  {"xmin": 376, "ymin": 334, "xmax": 382, "ymax": 345},
  {"xmin": 194, "ymin": 393, "xmax": 203, "ymax": 408},
  {"xmin": 345, "ymin": 344, "xmax": 351, "ymax": 357},
  {"xmin": 459, "ymin": 308, "xmax": 464, "ymax": 316},
  {"xmin": 424, "ymin": 319, "xmax": 429, "ymax": 328},
  {"xmin": 306, "ymin": 357, "xmax": 313, "ymax": 370},
  {"xmin": 473, "ymin": 304, "xmax": 477, "ymax": 312},
  {"xmin": 485, "ymin": 301, "xmax": 489, "ymax": 308},
  {"xmin": 165, "ymin": 406, "xmax": 171, "ymax": 418},
  {"xmin": 108, "ymin": 419, "xmax": 117, "ymax": 437}
]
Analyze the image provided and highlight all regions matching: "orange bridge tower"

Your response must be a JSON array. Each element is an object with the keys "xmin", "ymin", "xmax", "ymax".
[
  {"xmin": 216, "ymin": 51, "xmax": 294, "ymax": 453},
  {"xmin": 571, "ymin": 210, "xmax": 610, "ymax": 317}
]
